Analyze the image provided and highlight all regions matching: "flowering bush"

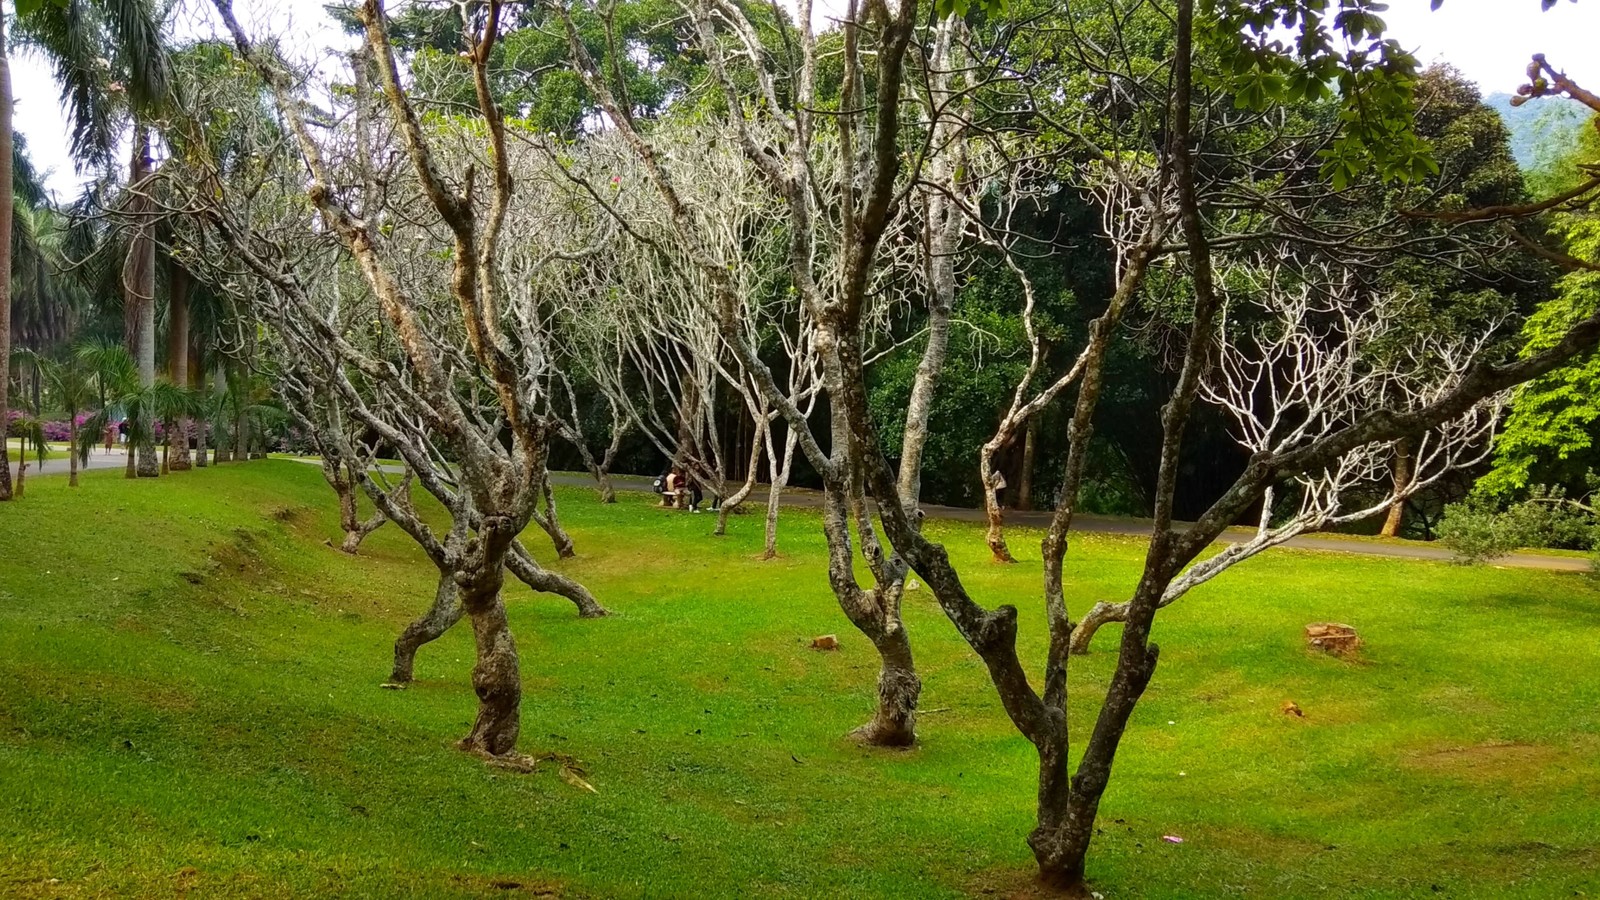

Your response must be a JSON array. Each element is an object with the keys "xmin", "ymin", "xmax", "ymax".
[{"xmin": 39, "ymin": 416, "xmax": 91, "ymax": 443}]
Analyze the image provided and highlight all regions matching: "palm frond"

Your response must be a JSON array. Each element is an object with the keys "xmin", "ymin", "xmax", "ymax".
[{"xmin": 15, "ymin": 0, "xmax": 173, "ymax": 165}]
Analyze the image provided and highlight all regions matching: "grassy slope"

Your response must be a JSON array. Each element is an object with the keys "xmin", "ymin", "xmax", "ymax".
[{"xmin": 1, "ymin": 462, "xmax": 1598, "ymax": 899}]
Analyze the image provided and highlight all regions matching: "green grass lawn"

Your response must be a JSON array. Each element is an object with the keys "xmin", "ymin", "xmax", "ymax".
[
  {"xmin": 2, "ymin": 462, "xmax": 1598, "ymax": 898},
  {"xmin": 4, "ymin": 439, "xmax": 70, "ymax": 462}
]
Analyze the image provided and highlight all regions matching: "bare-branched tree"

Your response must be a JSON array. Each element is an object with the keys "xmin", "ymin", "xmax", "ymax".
[{"xmin": 189, "ymin": 0, "xmax": 608, "ymax": 762}]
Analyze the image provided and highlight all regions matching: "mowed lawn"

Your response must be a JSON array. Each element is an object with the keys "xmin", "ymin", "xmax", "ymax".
[{"xmin": 1, "ymin": 462, "xmax": 1598, "ymax": 899}]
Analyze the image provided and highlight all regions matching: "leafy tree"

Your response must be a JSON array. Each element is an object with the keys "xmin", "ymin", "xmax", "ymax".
[
  {"xmin": 1476, "ymin": 121, "xmax": 1600, "ymax": 497},
  {"xmin": 14, "ymin": 0, "xmax": 173, "ymax": 478}
]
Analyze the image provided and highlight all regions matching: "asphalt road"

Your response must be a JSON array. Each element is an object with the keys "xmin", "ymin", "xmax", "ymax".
[{"xmin": 544, "ymin": 471, "xmax": 1589, "ymax": 573}]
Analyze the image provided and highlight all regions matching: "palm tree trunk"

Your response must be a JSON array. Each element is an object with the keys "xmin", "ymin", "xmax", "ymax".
[
  {"xmin": 0, "ymin": 15, "xmax": 14, "ymax": 502},
  {"xmin": 126, "ymin": 126, "xmax": 159, "ymax": 479},
  {"xmin": 212, "ymin": 355, "xmax": 226, "ymax": 464},
  {"xmin": 68, "ymin": 418, "xmax": 78, "ymax": 487},
  {"xmin": 194, "ymin": 347, "xmax": 208, "ymax": 468},
  {"xmin": 168, "ymin": 264, "xmax": 191, "ymax": 470}
]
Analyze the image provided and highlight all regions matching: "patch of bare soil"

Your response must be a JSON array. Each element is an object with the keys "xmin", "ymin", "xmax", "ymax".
[
  {"xmin": 449, "ymin": 874, "xmax": 563, "ymax": 896},
  {"xmin": 966, "ymin": 867, "xmax": 1096, "ymax": 900},
  {"xmin": 1406, "ymin": 740, "xmax": 1559, "ymax": 780}
]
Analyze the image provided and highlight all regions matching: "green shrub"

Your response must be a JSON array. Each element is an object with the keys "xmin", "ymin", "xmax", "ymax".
[{"xmin": 1440, "ymin": 486, "xmax": 1600, "ymax": 569}]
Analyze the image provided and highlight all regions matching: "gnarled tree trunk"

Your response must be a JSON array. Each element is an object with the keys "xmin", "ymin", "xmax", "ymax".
[
  {"xmin": 981, "ymin": 440, "xmax": 1017, "ymax": 563},
  {"xmin": 849, "ymin": 621, "xmax": 920, "ymax": 748},
  {"xmin": 389, "ymin": 571, "xmax": 464, "ymax": 685},
  {"xmin": 532, "ymin": 477, "xmax": 575, "ymax": 558},
  {"xmin": 506, "ymin": 539, "xmax": 608, "ymax": 618},
  {"xmin": 455, "ymin": 525, "xmax": 522, "ymax": 756},
  {"xmin": 335, "ymin": 463, "xmax": 387, "ymax": 554}
]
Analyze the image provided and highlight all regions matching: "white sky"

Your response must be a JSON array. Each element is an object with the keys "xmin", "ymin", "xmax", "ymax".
[{"xmin": 10, "ymin": 0, "xmax": 1600, "ymax": 198}]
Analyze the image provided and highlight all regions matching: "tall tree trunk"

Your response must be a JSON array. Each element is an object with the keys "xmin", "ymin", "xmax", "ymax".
[
  {"xmin": 127, "ymin": 127, "xmax": 159, "ymax": 479},
  {"xmin": 894, "ymin": 247, "xmax": 954, "ymax": 511},
  {"xmin": 824, "ymin": 379, "xmax": 922, "ymax": 747},
  {"xmin": 455, "ymin": 526, "xmax": 523, "ymax": 757},
  {"xmin": 981, "ymin": 440, "xmax": 1016, "ymax": 563},
  {"xmin": 1380, "ymin": 437, "xmax": 1412, "ymax": 538},
  {"xmin": 593, "ymin": 410, "xmax": 627, "ymax": 503},
  {"xmin": 1017, "ymin": 414, "xmax": 1038, "ymax": 511},
  {"xmin": 388, "ymin": 571, "xmax": 463, "ymax": 685},
  {"xmin": 168, "ymin": 264, "xmax": 192, "ymax": 470},
  {"xmin": 68, "ymin": 417, "xmax": 79, "ymax": 487},
  {"xmin": 212, "ymin": 356, "xmax": 226, "ymax": 464},
  {"xmin": 232, "ymin": 390, "xmax": 245, "ymax": 463},
  {"xmin": 762, "ymin": 427, "xmax": 798, "ymax": 560},
  {"xmin": 0, "ymin": 15, "xmax": 14, "ymax": 502},
  {"xmin": 850, "ymin": 621, "xmax": 919, "ymax": 748},
  {"xmin": 194, "ymin": 347, "xmax": 208, "ymax": 468},
  {"xmin": 716, "ymin": 415, "xmax": 766, "ymax": 536}
]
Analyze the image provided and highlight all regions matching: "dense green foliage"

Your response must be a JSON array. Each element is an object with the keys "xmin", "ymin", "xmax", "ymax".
[{"xmin": 1439, "ymin": 486, "xmax": 1598, "ymax": 565}]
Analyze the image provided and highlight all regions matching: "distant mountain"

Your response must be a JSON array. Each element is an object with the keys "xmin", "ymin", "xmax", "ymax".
[{"xmin": 1485, "ymin": 92, "xmax": 1591, "ymax": 170}]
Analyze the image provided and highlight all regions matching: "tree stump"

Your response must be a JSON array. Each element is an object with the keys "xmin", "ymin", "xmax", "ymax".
[{"xmin": 1305, "ymin": 622, "xmax": 1361, "ymax": 656}]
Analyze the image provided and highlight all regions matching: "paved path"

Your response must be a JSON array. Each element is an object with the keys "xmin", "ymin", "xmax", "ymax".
[
  {"xmin": 549, "ymin": 472, "xmax": 1589, "ymax": 573},
  {"xmin": 46, "ymin": 452, "xmax": 1578, "ymax": 573},
  {"xmin": 12, "ymin": 444, "xmax": 133, "ymax": 475}
]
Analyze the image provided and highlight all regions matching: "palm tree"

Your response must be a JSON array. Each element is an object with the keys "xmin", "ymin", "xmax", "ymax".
[
  {"xmin": 7, "ymin": 414, "xmax": 44, "ymax": 498},
  {"xmin": 76, "ymin": 341, "xmax": 188, "ymax": 480},
  {"xmin": 76, "ymin": 339, "xmax": 136, "ymax": 474},
  {"xmin": 11, "ymin": 201, "xmax": 87, "ymax": 352},
  {"xmin": 13, "ymin": 0, "xmax": 173, "ymax": 478},
  {"xmin": 1, "ymin": 9, "xmax": 15, "ymax": 500},
  {"xmin": 44, "ymin": 352, "xmax": 96, "ymax": 487},
  {"xmin": 219, "ymin": 368, "xmax": 281, "ymax": 462}
]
